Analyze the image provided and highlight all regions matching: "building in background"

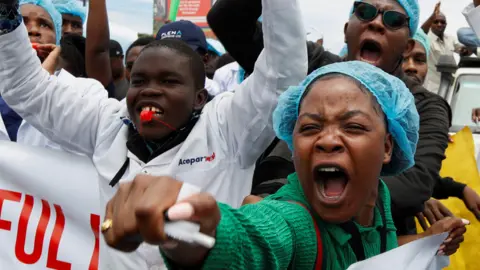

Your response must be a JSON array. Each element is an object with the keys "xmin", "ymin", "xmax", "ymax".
[{"xmin": 153, "ymin": 0, "xmax": 217, "ymax": 38}]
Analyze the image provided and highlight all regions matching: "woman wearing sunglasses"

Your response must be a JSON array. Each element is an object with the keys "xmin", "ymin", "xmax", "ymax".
[{"xmin": 208, "ymin": 0, "xmax": 453, "ymax": 237}]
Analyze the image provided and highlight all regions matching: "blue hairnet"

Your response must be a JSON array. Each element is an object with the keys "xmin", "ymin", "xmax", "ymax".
[
  {"xmin": 413, "ymin": 28, "xmax": 430, "ymax": 57},
  {"xmin": 349, "ymin": 0, "xmax": 419, "ymax": 37},
  {"xmin": 206, "ymin": 38, "xmax": 226, "ymax": 56},
  {"xmin": 52, "ymin": 0, "xmax": 87, "ymax": 24},
  {"xmin": 20, "ymin": 0, "xmax": 62, "ymax": 44},
  {"xmin": 273, "ymin": 61, "xmax": 419, "ymax": 176}
]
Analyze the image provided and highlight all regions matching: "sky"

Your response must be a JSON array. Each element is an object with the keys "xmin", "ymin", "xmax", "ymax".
[{"xmin": 99, "ymin": 0, "xmax": 474, "ymax": 55}]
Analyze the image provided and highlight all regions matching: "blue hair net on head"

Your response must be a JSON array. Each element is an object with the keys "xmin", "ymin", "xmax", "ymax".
[
  {"xmin": 349, "ymin": 0, "xmax": 419, "ymax": 37},
  {"xmin": 413, "ymin": 28, "xmax": 430, "ymax": 57},
  {"xmin": 20, "ymin": 0, "xmax": 62, "ymax": 44},
  {"xmin": 52, "ymin": 0, "xmax": 87, "ymax": 24},
  {"xmin": 206, "ymin": 38, "xmax": 226, "ymax": 56},
  {"xmin": 273, "ymin": 61, "xmax": 420, "ymax": 176}
]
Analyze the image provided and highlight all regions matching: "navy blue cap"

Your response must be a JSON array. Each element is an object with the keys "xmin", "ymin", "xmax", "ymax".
[{"xmin": 156, "ymin": 20, "xmax": 207, "ymax": 52}]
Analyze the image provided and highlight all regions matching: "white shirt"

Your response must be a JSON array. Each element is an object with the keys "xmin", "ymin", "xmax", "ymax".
[
  {"xmin": 0, "ymin": 0, "xmax": 307, "ymax": 267},
  {"xmin": 424, "ymin": 31, "xmax": 461, "ymax": 94},
  {"xmin": 205, "ymin": 76, "xmax": 222, "ymax": 96},
  {"xmin": 213, "ymin": 62, "xmax": 242, "ymax": 93}
]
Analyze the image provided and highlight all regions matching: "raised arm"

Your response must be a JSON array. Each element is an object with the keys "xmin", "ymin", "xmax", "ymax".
[
  {"xmin": 85, "ymin": 0, "xmax": 113, "ymax": 90},
  {"xmin": 210, "ymin": 0, "xmax": 307, "ymax": 168},
  {"xmin": 207, "ymin": 0, "xmax": 263, "ymax": 74},
  {"xmin": 421, "ymin": 2, "xmax": 441, "ymax": 34},
  {"xmin": 0, "ymin": 5, "xmax": 122, "ymax": 156}
]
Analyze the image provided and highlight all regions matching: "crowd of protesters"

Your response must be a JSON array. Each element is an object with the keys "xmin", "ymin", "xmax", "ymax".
[{"xmin": 1, "ymin": 0, "xmax": 480, "ymax": 269}]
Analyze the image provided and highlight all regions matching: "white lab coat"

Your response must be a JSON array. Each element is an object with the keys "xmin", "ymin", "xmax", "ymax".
[
  {"xmin": 213, "ymin": 61, "xmax": 241, "ymax": 93},
  {"xmin": 0, "ymin": 0, "xmax": 307, "ymax": 267},
  {"xmin": 205, "ymin": 76, "xmax": 222, "ymax": 96},
  {"xmin": 0, "ymin": 70, "xmax": 107, "ymax": 151}
]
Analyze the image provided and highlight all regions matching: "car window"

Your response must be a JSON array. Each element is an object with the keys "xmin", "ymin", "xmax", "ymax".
[{"xmin": 450, "ymin": 74, "xmax": 480, "ymax": 133}]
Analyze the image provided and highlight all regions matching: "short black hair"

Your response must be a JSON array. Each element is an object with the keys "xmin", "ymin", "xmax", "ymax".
[
  {"xmin": 142, "ymin": 39, "xmax": 206, "ymax": 90},
  {"xmin": 60, "ymin": 34, "xmax": 87, "ymax": 77},
  {"xmin": 125, "ymin": 36, "xmax": 155, "ymax": 61}
]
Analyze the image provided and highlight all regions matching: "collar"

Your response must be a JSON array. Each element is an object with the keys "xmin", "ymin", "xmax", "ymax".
[
  {"xmin": 430, "ymin": 31, "xmax": 446, "ymax": 42},
  {"xmin": 324, "ymin": 180, "xmax": 396, "ymax": 247},
  {"xmin": 124, "ymin": 111, "xmax": 201, "ymax": 163},
  {"xmin": 271, "ymin": 173, "xmax": 395, "ymax": 247}
]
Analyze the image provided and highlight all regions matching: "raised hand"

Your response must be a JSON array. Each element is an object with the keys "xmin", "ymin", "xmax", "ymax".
[{"xmin": 433, "ymin": 2, "xmax": 441, "ymax": 16}]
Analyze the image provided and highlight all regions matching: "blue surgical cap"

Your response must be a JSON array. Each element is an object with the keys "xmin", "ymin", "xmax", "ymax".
[
  {"xmin": 20, "ymin": 0, "xmax": 62, "ymax": 44},
  {"xmin": 52, "ymin": 0, "xmax": 87, "ymax": 24},
  {"xmin": 206, "ymin": 38, "xmax": 226, "ymax": 56},
  {"xmin": 413, "ymin": 28, "xmax": 430, "ymax": 57},
  {"xmin": 349, "ymin": 0, "xmax": 419, "ymax": 37},
  {"xmin": 273, "ymin": 61, "xmax": 419, "ymax": 176}
]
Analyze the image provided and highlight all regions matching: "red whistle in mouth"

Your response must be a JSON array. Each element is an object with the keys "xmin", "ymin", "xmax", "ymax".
[
  {"xmin": 140, "ymin": 110, "xmax": 154, "ymax": 122},
  {"xmin": 31, "ymin": 43, "xmax": 39, "ymax": 51}
]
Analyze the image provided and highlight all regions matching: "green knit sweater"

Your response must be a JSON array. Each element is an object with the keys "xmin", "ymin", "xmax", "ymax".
[{"xmin": 164, "ymin": 173, "xmax": 398, "ymax": 269}]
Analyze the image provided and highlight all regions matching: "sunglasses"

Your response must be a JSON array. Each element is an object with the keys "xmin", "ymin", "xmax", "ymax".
[{"xmin": 353, "ymin": 1, "xmax": 409, "ymax": 30}]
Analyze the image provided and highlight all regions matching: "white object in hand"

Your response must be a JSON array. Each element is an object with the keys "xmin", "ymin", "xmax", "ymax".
[{"xmin": 164, "ymin": 220, "xmax": 216, "ymax": 249}]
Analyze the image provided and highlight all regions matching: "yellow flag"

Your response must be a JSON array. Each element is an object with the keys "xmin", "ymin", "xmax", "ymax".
[{"xmin": 416, "ymin": 127, "xmax": 480, "ymax": 269}]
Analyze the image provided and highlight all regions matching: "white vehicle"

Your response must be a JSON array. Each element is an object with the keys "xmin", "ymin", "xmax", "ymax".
[{"xmin": 438, "ymin": 55, "xmax": 480, "ymax": 169}]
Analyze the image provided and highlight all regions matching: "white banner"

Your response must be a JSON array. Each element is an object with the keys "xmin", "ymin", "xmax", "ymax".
[{"xmin": 0, "ymin": 141, "xmax": 102, "ymax": 270}]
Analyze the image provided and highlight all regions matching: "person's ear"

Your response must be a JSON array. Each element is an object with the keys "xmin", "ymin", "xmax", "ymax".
[
  {"xmin": 202, "ymin": 53, "xmax": 209, "ymax": 65},
  {"xmin": 194, "ymin": 88, "xmax": 208, "ymax": 110},
  {"xmin": 383, "ymin": 133, "xmax": 393, "ymax": 165},
  {"xmin": 402, "ymin": 39, "xmax": 415, "ymax": 58},
  {"xmin": 344, "ymin": 22, "xmax": 349, "ymax": 43}
]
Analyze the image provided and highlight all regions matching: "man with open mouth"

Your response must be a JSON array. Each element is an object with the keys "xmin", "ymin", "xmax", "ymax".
[{"xmin": 208, "ymin": 0, "xmax": 453, "ymax": 237}]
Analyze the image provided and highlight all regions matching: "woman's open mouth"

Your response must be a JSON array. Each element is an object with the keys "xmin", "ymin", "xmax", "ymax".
[
  {"xmin": 314, "ymin": 164, "xmax": 349, "ymax": 205},
  {"xmin": 359, "ymin": 39, "xmax": 383, "ymax": 65}
]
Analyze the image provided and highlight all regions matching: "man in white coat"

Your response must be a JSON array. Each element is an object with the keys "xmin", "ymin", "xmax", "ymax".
[{"xmin": 0, "ymin": 0, "xmax": 306, "ymax": 268}]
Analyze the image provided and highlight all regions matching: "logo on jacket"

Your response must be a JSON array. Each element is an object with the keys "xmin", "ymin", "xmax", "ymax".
[{"xmin": 178, "ymin": 152, "xmax": 216, "ymax": 166}]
